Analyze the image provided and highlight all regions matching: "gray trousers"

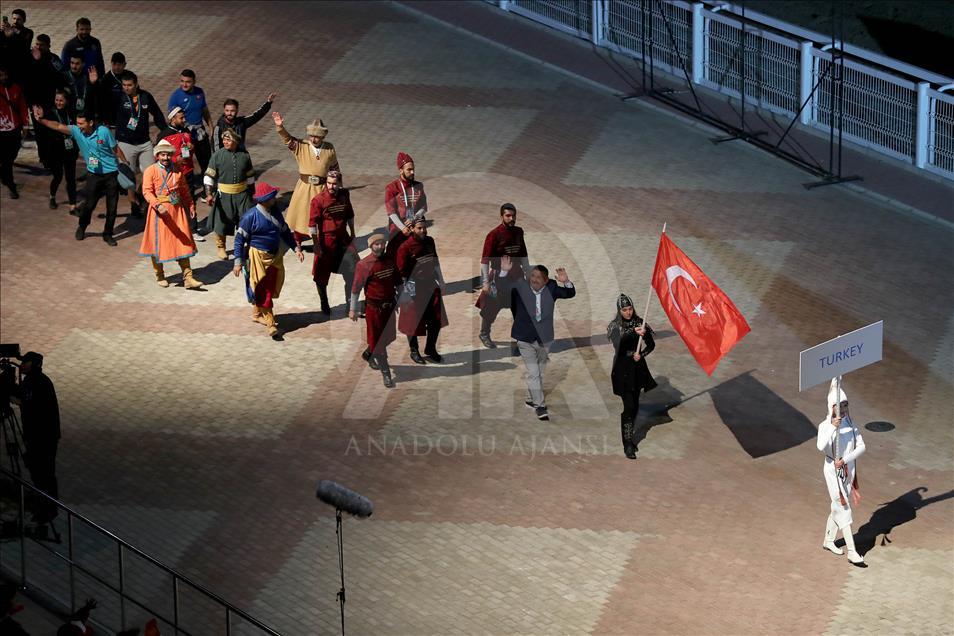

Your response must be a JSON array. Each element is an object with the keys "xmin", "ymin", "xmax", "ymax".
[{"xmin": 517, "ymin": 340, "xmax": 551, "ymax": 407}]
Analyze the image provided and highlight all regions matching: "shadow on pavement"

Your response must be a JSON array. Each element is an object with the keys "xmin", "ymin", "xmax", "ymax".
[
  {"xmin": 710, "ymin": 370, "xmax": 816, "ymax": 458},
  {"xmin": 853, "ymin": 487, "xmax": 954, "ymax": 556}
]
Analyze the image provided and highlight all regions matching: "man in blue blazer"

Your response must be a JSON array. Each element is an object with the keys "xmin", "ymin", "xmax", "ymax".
[{"xmin": 510, "ymin": 263, "xmax": 577, "ymax": 421}]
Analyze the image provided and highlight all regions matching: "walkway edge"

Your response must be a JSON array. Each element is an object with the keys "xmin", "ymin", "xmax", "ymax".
[{"xmin": 393, "ymin": 1, "xmax": 954, "ymax": 232}]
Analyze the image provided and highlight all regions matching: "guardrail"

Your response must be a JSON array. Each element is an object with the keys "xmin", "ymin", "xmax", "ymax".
[
  {"xmin": 485, "ymin": 0, "xmax": 954, "ymax": 181},
  {"xmin": 0, "ymin": 469, "xmax": 281, "ymax": 636}
]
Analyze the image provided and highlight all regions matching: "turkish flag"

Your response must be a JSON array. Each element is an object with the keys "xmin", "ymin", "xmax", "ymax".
[{"xmin": 651, "ymin": 233, "xmax": 750, "ymax": 375}]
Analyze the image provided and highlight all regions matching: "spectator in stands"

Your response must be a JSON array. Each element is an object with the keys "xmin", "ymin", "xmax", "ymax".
[{"xmin": 60, "ymin": 18, "xmax": 105, "ymax": 76}]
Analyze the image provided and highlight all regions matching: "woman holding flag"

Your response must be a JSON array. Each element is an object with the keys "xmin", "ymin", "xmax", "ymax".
[{"xmin": 607, "ymin": 293, "xmax": 657, "ymax": 459}]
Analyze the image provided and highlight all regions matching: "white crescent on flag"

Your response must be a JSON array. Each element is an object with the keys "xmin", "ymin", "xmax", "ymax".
[{"xmin": 665, "ymin": 265, "xmax": 698, "ymax": 315}]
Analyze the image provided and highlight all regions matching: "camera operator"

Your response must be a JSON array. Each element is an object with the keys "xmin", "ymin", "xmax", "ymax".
[{"xmin": 11, "ymin": 351, "xmax": 60, "ymax": 523}]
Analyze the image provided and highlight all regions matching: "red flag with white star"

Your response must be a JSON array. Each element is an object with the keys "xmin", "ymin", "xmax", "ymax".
[{"xmin": 651, "ymin": 233, "xmax": 750, "ymax": 375}]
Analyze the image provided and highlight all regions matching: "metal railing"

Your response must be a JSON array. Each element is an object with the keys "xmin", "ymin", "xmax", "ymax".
[
  {"xmin": 485, "ymin": 0, "xmax": 954, "ymax": 181},
  {"xmin": 0, "ymin": 469, "xmax": 281, "ymax": 636}
]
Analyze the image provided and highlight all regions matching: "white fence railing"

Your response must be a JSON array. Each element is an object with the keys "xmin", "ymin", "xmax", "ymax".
[{"xmin": 485, "ymin": 0, "xmax": 954, "ymax": 181}]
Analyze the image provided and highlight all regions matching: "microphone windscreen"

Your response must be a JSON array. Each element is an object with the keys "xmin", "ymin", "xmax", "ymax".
[{"xmin": 315, "ymin": 480, "xmax": 374, "ymax": 518}]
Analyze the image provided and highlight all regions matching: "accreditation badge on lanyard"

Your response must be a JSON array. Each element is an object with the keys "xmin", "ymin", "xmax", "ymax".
[
  {"xmin": 181, "ymin": 142, "xmax": 191, "ymax": 159},
  {"xmin": 126, "ymin": 95, "xmax": 140, "ymax": 130},
  {"xmin": 76, "ymin": 98, "xmax": 85, "ymax": 111},
  {"xmin": 64, "ymin": 137, "xmax": 74, "ymax": 150}
]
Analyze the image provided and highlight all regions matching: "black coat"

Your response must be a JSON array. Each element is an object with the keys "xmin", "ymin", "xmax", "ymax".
[
  {"xmin": 17, "ymin": 371, "xmax": 61, "ymax": 452},
  {"xmin": 510, "ymin": 279, "xmax": 576, "ymax": 345},
  {"xmin": 609, "ymin": 323, "xmax": 657, "ymax": 397}
]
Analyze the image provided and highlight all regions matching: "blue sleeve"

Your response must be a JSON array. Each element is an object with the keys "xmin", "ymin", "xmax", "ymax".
[
  {"xmin": 234, "ymin": 214, "xmax": 251, "ymax": 266},
  {"xmin": 167, "ymin": 90, "xmax": 177, "ymax": 113},
  {"xmin": 103, "ymin": 126, "xmax": 117, "ymax": 148},
  {"xmin": 68, "ymin": 125, "xmax": 80, "ymax": 141},
  {"xmin": 280, "ymin": 221, "xmax": 297, "ymax": 251}
]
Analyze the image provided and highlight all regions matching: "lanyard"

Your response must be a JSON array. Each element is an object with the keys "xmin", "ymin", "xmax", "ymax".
[
  {"xmin": 159, "ymin": 165, "xmax": 172, "ymax": 195},
  {"xmin": 73, "ymin": 75, "xmax": 86, "ymax": 101},
  {"xmin": 125, "ymin": 93, "xmax": 141, "ymax": 119},
  {"xmin": 54, "ymin": 109, "xmax": 71, "ymax": 125}
]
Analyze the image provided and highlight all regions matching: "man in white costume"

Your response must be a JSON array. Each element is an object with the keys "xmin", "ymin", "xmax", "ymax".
[{"xmin": 816, "ymin": 376, "xmax": 867, "ymax": 567}]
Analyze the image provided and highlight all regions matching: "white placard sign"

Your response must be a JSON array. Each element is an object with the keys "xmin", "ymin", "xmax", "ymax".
[{"xmin": 799, "ymin": 321, "xmax": 883, "ymax": 391}]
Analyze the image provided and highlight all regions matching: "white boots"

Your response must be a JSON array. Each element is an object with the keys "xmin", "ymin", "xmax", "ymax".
[
  {"xmin": 822, "ymin": 515, "xmax": 866, "ymax": 567},
  {"xmin": 841, "ymin": 526, "xmax": 866, "ymax": 567},
  {"xmin": 822, "ymin": 514, "xmax": 843, "ymax": 555}
]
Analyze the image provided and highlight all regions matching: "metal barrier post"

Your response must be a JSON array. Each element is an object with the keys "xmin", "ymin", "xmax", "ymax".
[
  {"xmin": 915, "ymin": 82, "xmax": 930, "ymax": 168},
  {"xmin": 590, "ymin": 0, "xmax": 604, "ymax": 45},
  {"xmin": 691, "ymin": 3, "xmax": 704, "ymax": 83},
  {"xmin": 173, "ymin": 575, "xmax": 180, "ymax": 635},
  {"xmin": 68, "ymin": 513, "xmax": 76, "ymax": 613},
  {"xmin": 18, "ymin": 483, "xmax": 26, "ymax": 586},
  {"xmin": 118, "ymin": 543, "xmax": 127, "ymax": 629},
  {"xmin": 799, "ymin": 41, "xmax": 814, "ymax": 125},
  {"xmin": 499, "ymin": 0, "xmax": 509, "ymax": 10},
  {"xmin": 226, "ymin": 607, "xmax": 233, "ymax": 636}
]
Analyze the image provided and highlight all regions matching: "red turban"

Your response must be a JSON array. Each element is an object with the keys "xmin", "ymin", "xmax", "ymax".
[{"xmin": 396, "ymin": 152, "xmax": 414, "ymax": 169}]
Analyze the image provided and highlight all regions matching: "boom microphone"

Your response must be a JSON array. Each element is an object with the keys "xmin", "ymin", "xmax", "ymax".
[{"xmin": 315, "ymin": 480, "xmax": 374, "ymax": 518}]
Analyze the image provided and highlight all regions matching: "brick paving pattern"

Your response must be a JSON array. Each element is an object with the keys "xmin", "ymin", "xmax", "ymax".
[{"xmin": 1, "ymin": 2, "xmax": 952, "ymax": 635}]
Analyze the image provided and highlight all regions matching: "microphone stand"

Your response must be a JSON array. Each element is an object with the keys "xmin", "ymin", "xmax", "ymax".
[{"xmin": 335, "ymin": 508, "xmax": 346, "ymax": 636}]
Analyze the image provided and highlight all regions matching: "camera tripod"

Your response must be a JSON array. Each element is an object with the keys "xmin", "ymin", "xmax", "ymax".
[{"xmin": 0, "ymin": 405, "xmax": 61, "ymax": 544}]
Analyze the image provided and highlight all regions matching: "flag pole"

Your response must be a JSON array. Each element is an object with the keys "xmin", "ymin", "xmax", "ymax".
[{"xmin": 636, "ymin": 223, "xmax": 666, "ymax": 355}]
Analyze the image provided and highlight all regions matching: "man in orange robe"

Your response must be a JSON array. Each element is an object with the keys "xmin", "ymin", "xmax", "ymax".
[{"xmin": 138, "ymin": 139, "xmax": 203, "ymax": 289}]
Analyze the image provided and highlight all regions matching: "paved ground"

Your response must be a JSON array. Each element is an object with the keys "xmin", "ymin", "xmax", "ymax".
[{"xmin": 1, "ymin": 2, "xmax": 952, "ymax": 635}]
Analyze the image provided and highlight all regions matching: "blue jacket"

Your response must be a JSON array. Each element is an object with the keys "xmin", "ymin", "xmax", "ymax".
[
  {"xmin": 233, "ymin": 205, "xmax": 297, "ymax": 267},
  {"xmin": 510, "ymin": 279, "xmax": 576, "ymax": 345}
]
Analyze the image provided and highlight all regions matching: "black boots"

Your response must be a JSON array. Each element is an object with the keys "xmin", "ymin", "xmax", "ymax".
[
  {"xmin": 479, "ymin": 318, "xmax": 496, "ymax": 349},
  {"xmin": 621, "ymin": 416, "xmax": 637, "ymax": 459},
  {"xmin": 408, "ymin": 336, "xmax": 426, "ymax": 364},
  {"xmin": 316, "ymin": 284, "xmax": 331, "ymax": 315},
  {"xmin": 362, "ymin": 348, "xmax": 380, "ymax": 370},
  {"xmin": 377, "ymin": 356, "xmax": 394, "ymax": 388},
  {"xmin": 423, "ymin": 328, "xmax": 442, "ymax": 363}
]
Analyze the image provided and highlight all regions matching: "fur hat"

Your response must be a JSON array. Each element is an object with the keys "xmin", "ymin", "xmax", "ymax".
[
  {"xmin": 306, "ymin": 119, "xmax": 328, "ymax": 136},
  {"xmin": 153, "ymin": 139, "xmax": 176, "ymax": 156}
]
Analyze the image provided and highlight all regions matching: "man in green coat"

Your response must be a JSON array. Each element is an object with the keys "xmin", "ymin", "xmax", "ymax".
[{"xmin": 203, "ymin": 128, "xmax": 254, "ymax": 259}]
